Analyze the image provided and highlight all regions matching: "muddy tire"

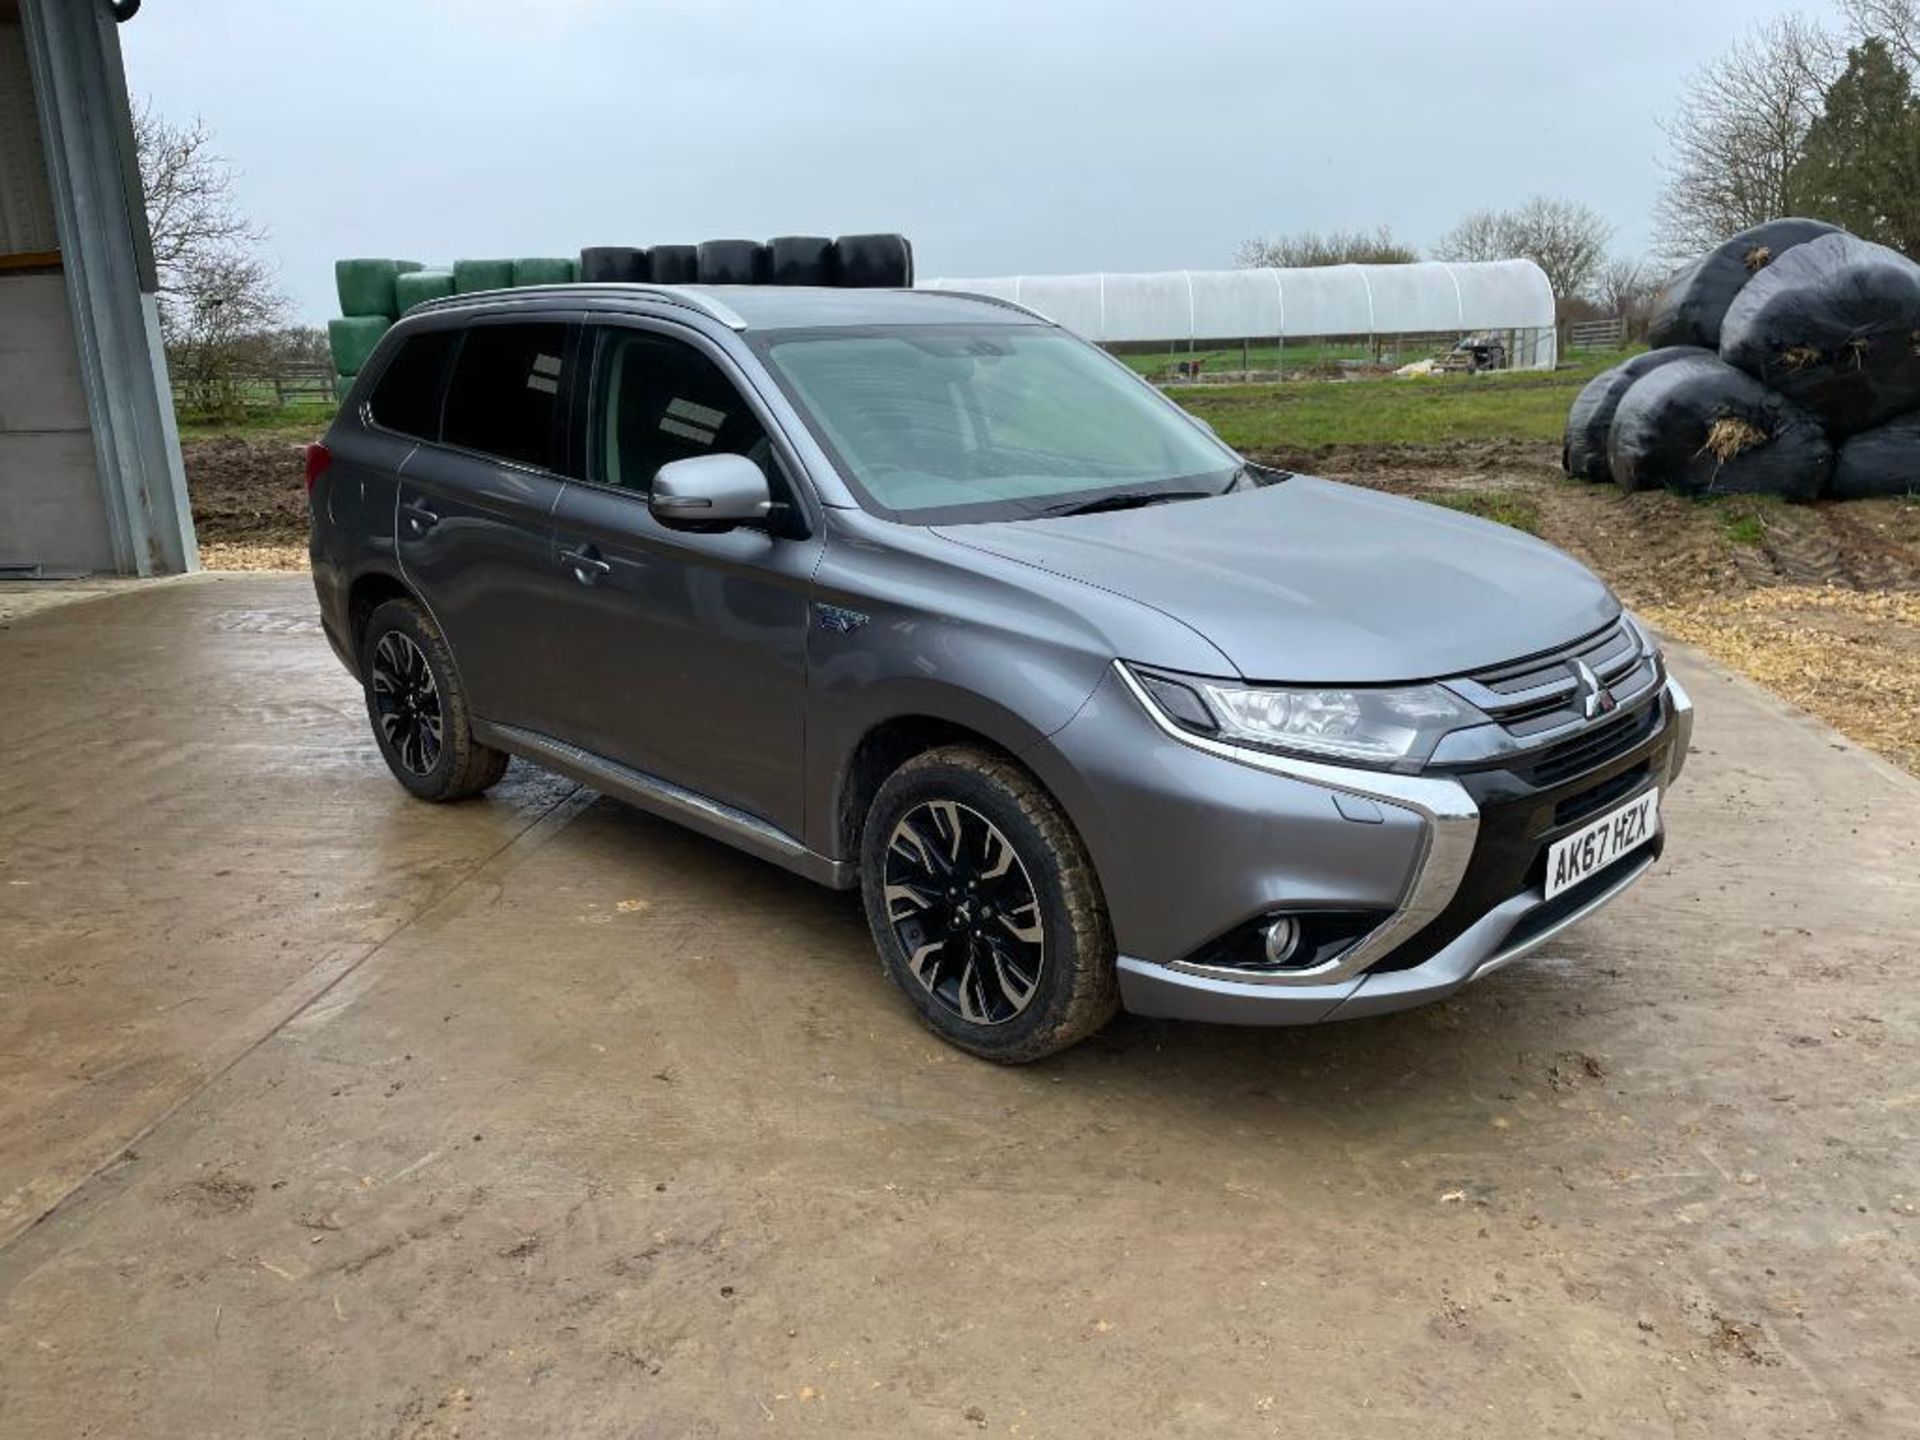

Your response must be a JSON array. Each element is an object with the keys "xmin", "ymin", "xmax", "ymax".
[
  {"xmin": 359, "ymin": 598, "xmax": 508, "ymax": 803},
  {"xmin": 860, "ymin": 745, "xmax": 1117, "ymax": 1062}
]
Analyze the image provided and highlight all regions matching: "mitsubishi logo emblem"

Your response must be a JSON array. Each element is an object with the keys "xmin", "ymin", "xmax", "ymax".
[{"xmin": 1569, "ymin": 659, "xmax": 1616, "ymax": 721}]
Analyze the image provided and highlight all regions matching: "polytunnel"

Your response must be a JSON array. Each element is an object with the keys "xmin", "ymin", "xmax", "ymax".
[{"xmin": 920, "ymin": 259, "xmax": 1558, "ymax": 371}]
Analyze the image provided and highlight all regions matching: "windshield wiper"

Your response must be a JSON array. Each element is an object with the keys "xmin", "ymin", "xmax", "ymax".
[{"xmin": 1038, "ymin": 488, "xmax": 1220, "ymax": 518}]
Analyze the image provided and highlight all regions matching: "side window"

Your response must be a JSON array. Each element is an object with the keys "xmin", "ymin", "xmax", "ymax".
[
  {"xmin": 366, "ymin": 329, "xmax": 456, "ymax": 439},
  {"xmin": 441, "ymin": 323, "xmax": 569, "ymax": 469},
  {"xmin": 592, "ymin": 330, "xmax": 773, "ymax": 494}
]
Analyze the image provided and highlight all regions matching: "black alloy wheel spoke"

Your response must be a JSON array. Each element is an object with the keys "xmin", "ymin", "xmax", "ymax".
[
  {"xmin": 883, "ymin": 800, "xmax": 1046, "ymax": 1026},
  {"xmin": 371, "ymin": 632, "xmax": 444, "ymax": 777}
]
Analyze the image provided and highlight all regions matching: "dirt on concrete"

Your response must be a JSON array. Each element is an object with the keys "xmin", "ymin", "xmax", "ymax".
[{"xmin": 1, "ymin": 575, "xmax": 1917, "ymax": 1438}]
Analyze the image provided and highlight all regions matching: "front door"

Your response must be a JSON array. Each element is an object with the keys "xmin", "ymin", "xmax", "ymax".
[
  {"xmin": 544, "ymin": 322, "xmax": 819, "ymax": 837},
  {"xmin": 395, "ymin": 318, "xmax": 577, "ymax": 734}
]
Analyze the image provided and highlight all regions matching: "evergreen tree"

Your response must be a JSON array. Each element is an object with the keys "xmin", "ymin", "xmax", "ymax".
[{"xmin": 1793, "ymin": 38, "xmax": 1920, "ymax": 256}]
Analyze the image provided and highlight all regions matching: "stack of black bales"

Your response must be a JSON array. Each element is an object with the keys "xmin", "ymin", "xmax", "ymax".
[
  {"xmin": 1564, "ymin": 219, "xmax": 1920, "ymax": 500},
  {"xmin": 576, "ymin": 234, "xmax": 913, "ymax": 289}
]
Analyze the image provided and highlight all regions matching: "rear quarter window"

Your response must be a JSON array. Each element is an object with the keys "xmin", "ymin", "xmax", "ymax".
[
  {"xmin": 441, "ymin": 323, "xmax": 570, "ymax": 470},
  {"xmin": 366, "ymin": 330, "xmax": 456, "ymax": 440}
]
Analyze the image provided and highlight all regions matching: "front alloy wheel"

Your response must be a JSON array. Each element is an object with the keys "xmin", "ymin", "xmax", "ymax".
[
  {"xmin": 861, "ymin": 745, "xmax": 1118, "ymax": 1062},
  {"xmin": 884, "ymin": 800, "xmax": 1046, "ymax": 1026}
]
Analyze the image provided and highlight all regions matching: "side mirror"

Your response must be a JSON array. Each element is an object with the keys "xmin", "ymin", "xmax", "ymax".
[{"xmin": 649, "ymin": 453, "xmax": 773, "ymax": 531}]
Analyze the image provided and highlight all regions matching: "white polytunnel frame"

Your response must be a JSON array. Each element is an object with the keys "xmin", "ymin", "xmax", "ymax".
[{"xmin": 921, "ymin": 259, "xmax": 1558, "ymax": 371}]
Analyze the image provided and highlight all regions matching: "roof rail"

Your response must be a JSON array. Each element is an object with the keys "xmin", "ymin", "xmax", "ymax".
[{"xmin": 405, "ymin": 283, "xmax": 748, "ymax": 331}]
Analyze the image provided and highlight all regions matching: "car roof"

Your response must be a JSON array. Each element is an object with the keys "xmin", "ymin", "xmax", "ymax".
[{"xmin": 404, "ymin": 284, "xmax": 1044, "ymax": 334}]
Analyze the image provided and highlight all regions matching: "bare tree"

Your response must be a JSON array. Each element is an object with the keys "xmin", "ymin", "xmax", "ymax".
[
  {"xmin": 166, "ymin": 252, "xmax": 287, "ymax": 414},
  {"xmin": 1433, "ymin": 196, "xmax": 1613, "ymax": 300},
  {"xmin": 1840, "ymin": 0, "xmax": 1920, "ymax": 71},
  {"xmin": 133, "ymin": 102, "xmax": 286, "ymax": 413},
  {"xmin": 1234, "ymin": 226, "xmax": 1418, "ymax": 268},
  {"xmin": 1430, "ymin": 209, "xmax": 1506, "ymax": 262},
  {"xmin": 1652, "ymin": 15, "xmax": 1840, "ymax": 260},
  {"xmin": 1596, "ymin": 257, "xmax": 1661, "ymax": 334}
]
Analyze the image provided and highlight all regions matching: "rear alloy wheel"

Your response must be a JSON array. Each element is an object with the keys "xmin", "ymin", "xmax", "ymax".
[
  {"xmin": 861, "ymin": 745, "xmax": 1117, "ymax": 1062},
  {"xmin": 359, "ymin": 597, "xmax": 508, "ymax": 802}
]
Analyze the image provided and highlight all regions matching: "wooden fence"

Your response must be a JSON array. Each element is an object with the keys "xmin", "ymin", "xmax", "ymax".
[
  {"xmin": 1567, "ymin": 317, "xmax": 1626, "ymax": 351},
  {"xmin": 170, "ymin": 364, "xmax": 335, "ymax": 410}
]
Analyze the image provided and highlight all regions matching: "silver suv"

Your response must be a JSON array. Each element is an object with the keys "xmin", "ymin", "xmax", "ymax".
[{"xmin": 307, "ymin": 284, "xmax": 1692, "ymax": 1061}]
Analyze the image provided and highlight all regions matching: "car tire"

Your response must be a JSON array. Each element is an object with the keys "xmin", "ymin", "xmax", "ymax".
[
  {"xmin": 860, "ymin": 744, "xmax": 1118, "ymax": 1062},
  {"xmin": 359, "ymin": 597, "xmax": 508, "ymax": 802}
]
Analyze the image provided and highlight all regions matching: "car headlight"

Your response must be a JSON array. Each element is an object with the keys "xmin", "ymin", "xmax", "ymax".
[{"xmin": 1127, "ymin": 665, "xmax": 1484, "ymax": 770}]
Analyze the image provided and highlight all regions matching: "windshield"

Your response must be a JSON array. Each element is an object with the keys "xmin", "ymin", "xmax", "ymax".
[{"xmin": 755, "ymin": 324, "xmax": 1241, "ymax": 523}]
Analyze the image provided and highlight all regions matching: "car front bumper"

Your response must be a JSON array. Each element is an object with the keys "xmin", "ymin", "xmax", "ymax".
[{"xmin": 1029, "ymin": 664, "xmax": 1692, "ymax": 1027}]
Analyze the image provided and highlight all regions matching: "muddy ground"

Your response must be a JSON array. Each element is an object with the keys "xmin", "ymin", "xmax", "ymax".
[
  {"xmin": 3, "ymin": 575, "xmax": 1917, "ymax": 1439},
  {"xmin": 184, "ymin": 435, "xmax": 1920, "ymax": 773}
]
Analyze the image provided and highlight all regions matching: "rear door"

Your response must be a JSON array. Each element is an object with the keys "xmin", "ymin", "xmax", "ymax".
[
  {"xmin": 544, "ymin": 321, "xmax": 821, "ymax": 835},
  {"xmin": 395, "ymin": 318, "xmax": 579, "ymax": 733}
]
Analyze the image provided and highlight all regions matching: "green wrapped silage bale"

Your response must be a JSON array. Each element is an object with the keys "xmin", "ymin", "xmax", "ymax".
[
  {"xmin": 395, "ymin": 268, "xmax": 456, "ymax": 312},
  {"xmin": 395, "ymin": 260, "xmax": 423, "ymax": 276},
  {"xmin": 328, "ymin": 315, "xmax": 390, "ymax": 378},
  {"xmin": 512, "ymin": 256, "xmax": 578, "ymax": 287},
  {"xmin": 453, "ymin": 258, "xmax": 515, "ymax": 293},
  {"xmin": 335, "ymin": 258, "xmax": 407, "ymax": 319}
]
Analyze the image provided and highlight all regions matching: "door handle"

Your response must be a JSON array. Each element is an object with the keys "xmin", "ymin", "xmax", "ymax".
[
  {"xmin": 559, "ymin": 545, "xmax": 612, "ymax": 584},
  {"xmin": 399, "ymin": 500, "xmax": 439, "ymax": 534}
]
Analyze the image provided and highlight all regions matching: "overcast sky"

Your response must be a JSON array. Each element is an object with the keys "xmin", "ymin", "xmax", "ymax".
[{"xmin": 121, "ymin": 0, "xmax": 1846, "ymax": 323}]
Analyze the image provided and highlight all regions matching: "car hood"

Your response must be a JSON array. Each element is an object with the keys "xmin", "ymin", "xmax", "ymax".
[{"xmin": 932, "ymin": 476, "xmax": 1619, "ymax": 683}]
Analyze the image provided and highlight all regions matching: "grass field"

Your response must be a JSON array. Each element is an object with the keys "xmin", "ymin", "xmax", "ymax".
[
  {"xmin": 175, "ymin": 402, "xmax": 337, "ymax": 442},
  {"xmin": 172, "ymin": 349, "xmax": 1641, "ymax": 450},
  {"xmin": 1170, "ymin": 348, "xmax": 1640, "ymax": 451}
]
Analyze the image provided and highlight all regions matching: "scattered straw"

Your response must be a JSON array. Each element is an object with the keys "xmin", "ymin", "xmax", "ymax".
[
  {"xmin": 1743, "ymin": 245, "xmax": 1773, "ymax": 271},
  {"xmin": 1645, "ymin": 587, "xmax": 1920, "ymax": 774},
  {"xmin": 198, "ymin": 541, "xmax": 307, "ymax": 571},
  {"xmin": 1843, "ymin": 336, "xmax": 1871, "ymax": 370},
  {"xmin": 1780, "ymin": 345, "xmax": 1822, "ymax": 372},
  {"xmin": 1701, "ymin": 416, "xmax": 1768, "ymax": 462}
]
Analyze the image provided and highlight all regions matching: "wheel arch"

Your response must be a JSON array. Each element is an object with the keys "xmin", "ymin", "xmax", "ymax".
[{"xmin": 345, "ymin": 568, "xmax": 422, "ymax": 660}]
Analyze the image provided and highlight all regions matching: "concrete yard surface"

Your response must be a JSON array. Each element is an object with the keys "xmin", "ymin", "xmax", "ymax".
[{"xmin": 1, "ymin": 574, "xmax": 1916, "ymax": 1439}]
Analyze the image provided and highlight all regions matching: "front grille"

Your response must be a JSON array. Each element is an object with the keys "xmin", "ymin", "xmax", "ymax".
[
  {"xmin": 1454, "ymin": 617, "xmax": 1660, "ymax": 740},
  {"xmin": 1526, "ymin": 699, "xmax": 1662, "ymax": 789},
  {"xmin": 1370, "ymin": 693, "xmax": 1674, "ymax": 975}
]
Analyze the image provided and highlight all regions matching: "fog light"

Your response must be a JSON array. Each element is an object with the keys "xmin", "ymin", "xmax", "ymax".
[{"xmin": 1261, "ymin": 915, "xmax": 1302, "ymax": 967}]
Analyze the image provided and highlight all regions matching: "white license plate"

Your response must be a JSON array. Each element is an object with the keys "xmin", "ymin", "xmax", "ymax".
[{"xmin": 1544, "ymin": 788, "xmax": 1660, "ymax": 900}]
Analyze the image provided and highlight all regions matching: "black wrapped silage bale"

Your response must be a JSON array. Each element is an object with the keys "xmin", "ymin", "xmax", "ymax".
[
  {"xmin": 833, "ymin": 233, "xmax": 914, "ymax": 287},
  {"xmin": 580, "ymin": 247, "xmax": 652, "ymax": 283},
  {"xmin": 696, "ymin": 239, "xmax": 769, "ymax": 284},
  {"xmin": 1563, "ymin": 346, "xmax": 1712, "ymax": 480},
  {"xmin": 1607, "ymin": 354, "xmax": 1831, "ymax": 500},
  {"xmin": 650, "ymin": 245, "xmax": 699, "ymax": 283},
  {"xmin": 1718, "ymin": 233, "xmax": 1920, "ymax": 439},
  {"xmin": 1647, "ymin": 218, "xmax": 1840, "ymax": 350},
  {"xmin": 1831, "ymin": 414, "xmax": 1920, "ymax": 498},
  {"xmin": 768, "ymin": 235, "xmax": 837, "ymax": 285}
]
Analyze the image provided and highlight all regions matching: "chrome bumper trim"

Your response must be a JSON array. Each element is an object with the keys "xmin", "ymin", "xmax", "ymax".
[
  {"xmin": 1467, "ymin": 845, "xmax": 1659, "ymax": 983},
  {"xmin": 1664, "ymin": 676, "xmax": 1694, "ymax": 784},
  {"xmin": 1112, "ymin": 661, "xmax": 1480, "ymax": 987}
]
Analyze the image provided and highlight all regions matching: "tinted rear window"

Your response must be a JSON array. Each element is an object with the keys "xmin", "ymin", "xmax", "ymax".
[
  {"xmin": 366, "ymin": 330, "xmax": 455, "ymax": 439},
  {"xmin": 441, "ymin": 323, "xmax": 569, "ymax": 469}
]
